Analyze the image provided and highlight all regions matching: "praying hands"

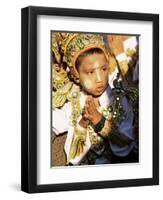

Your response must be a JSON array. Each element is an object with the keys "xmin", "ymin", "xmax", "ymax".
[{"xmin": 79, "ymin": 96, "xmax": 102, "ymax": 128}]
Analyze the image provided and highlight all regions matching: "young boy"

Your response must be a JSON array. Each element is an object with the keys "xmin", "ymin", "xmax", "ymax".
[{"xmin": 52, "ymin": 33, "xmax": 138, "ymax": 165}]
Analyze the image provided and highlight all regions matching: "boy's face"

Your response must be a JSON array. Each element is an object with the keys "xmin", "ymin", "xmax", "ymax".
[{"xmin": 78, "ymin": 53, "xmax": 109, "ymax": 97}]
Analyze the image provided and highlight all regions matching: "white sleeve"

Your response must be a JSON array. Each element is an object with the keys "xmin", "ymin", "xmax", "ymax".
[{"xmin": 52, "ymin": 102, "xmax": 70, "ymax": 135}]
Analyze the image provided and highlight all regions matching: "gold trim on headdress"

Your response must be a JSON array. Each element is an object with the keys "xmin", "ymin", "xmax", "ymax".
[{"xmin": 51, "ymin": 32, "xmax": 62, "ymax": 63}]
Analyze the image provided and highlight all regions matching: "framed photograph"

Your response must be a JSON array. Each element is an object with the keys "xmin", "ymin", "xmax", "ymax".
[{"xmin": 21, "ymin": 6, "xmax": 159, "ymax": 193}]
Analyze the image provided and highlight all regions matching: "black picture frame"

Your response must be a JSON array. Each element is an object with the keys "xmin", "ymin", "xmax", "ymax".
[{"xmin": 21, "ymin": 6, "xmax": 159, "ymax": 193}]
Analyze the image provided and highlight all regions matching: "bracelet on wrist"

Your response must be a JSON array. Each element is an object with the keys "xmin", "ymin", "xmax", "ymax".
[{"xmin": 93, "ymin": 116, "xmax": 106, "ymax": 133}]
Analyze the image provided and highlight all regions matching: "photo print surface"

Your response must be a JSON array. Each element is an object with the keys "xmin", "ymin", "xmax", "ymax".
[{"xmin": 51, "ymin": 32, "xmax": 139, "ymax": 167}]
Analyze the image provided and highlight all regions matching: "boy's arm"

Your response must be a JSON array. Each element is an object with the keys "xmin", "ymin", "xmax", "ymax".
[
  {"xmin": 89, "ymin": 95, "xmax": 134, "ymax": 147},
  {"xmin": 109, "ymin": 96, "xmax": 136, "ymax": 156}
]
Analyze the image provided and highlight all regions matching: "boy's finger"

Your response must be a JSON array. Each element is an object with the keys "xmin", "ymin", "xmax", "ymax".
[
  {"xmin": 87, "ymin": 101, "xmax": 94, "ymax": 114},
  {"xmin": 85, "ymin": 98, "xmax": 91, "ymax": 112},
  {"xmin": 86, "ymin": 114, "xmax": 93, "ymax": 121},
  {"xmin": 86, "ymin": 102, "xmax": 93, "ymax": 114},
  {"xmin": 86, "ymin": 96, "xmax": 91, "ymax": 103},
  {"xmin": 84, "ymin": 113, "xmax": 92, "ymax": 121},
  {"xmin": 85, "ymin": 104, "xmax": 91, "ymax": 115},
  {"xmin": 88, "ymin": 97, "xmax": 96, "ymax": 112},
  {"xmin": 90, "ymin": 96, "xmax": 97, "ymax": 110}
]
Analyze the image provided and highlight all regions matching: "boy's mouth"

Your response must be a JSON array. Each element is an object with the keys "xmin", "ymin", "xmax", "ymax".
[{"xmin": 96, "ymin": 85, "xmax": 105, "ymax": 92}]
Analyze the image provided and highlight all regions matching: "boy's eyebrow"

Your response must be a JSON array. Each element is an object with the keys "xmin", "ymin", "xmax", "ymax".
[{"xmin": 89, "ymin": 64, "xmax": 108, "ymax": 71}]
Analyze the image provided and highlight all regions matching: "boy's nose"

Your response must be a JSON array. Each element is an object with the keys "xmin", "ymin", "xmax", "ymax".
[{"xmin": 95, "ymin": 70, "xmax": 102, "ymax": 82}]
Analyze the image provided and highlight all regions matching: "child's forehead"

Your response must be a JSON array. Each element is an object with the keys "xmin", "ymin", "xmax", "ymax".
[
  {"xmin": 80, "ymin": 63, "xmax": 108, "ymax": 73},
  {"xmin": 80, "ymin": 54, "xmax": 108, "ymax": 68}
]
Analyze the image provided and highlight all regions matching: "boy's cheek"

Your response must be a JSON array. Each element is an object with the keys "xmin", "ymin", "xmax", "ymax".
[{"xmin": 81, "ymin": 79, "xmax": 94, "ymax": 90}]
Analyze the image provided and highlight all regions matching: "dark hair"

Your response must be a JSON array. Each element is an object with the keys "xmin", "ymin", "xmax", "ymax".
[{"xmin": 75, "ymin": 48, "xmax": 105, "ymax": 71}]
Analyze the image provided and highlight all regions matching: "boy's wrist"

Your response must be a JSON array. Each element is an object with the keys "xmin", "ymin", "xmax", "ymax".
[
  {"xmin": 79, "ymin": 117, "xmax": 89, "ymax": 128},
  {"xmin": 93, "ymin": 115, "xmax": 106, "ymax": 133}
]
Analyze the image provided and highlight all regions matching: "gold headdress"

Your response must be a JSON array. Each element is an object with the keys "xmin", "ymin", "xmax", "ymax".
[{"xmin": 61, "ymin": 33, "xmax": 111, "ymax": 81}]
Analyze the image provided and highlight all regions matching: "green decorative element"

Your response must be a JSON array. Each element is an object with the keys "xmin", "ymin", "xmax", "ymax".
[
  {"xmin": 125, "ymin": 87, "xmax": 139, "ymax": 105},
  {"xmin": 124, "ymin": 86, "xmax": 139, "ymax": 136},
  {"xmin": 109, "ymin": 131, "xmax": 133, "ymax": 147},
  {"xmin": 93, "ymin": 116, "xmax": 106, "ymax": 133},
  {"xmin": 108, "ymin": 75, "xmax": 138, "ymax": 147},
  {"xmin": 76, "ymin": 38, "xmax": 85, "ymax": 49},
  {"xmin": 52, "ymin": 81, "xmax": 73, "ymax": 109},
  {"xmin": 111, "ymin": 77, "xmax": 127, "ymax": 124},
  {"xmin": 108, "ymin": 106, "xmax": 113, "ymax": 112},
  {"xmin": 112, "ymin": 94, "xmax": 126, "ymax": 124},
  {"xmin": 101, "ymin": 106, "xmax": 113, "ymax": 120}
]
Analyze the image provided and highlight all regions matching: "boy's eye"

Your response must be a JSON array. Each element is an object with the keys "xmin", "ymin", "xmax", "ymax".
[
  {"xmin": 87, "ymin": 71, "xmax": 94, "ymax": 75},
  {"xmin": 102, "ymin": 66, "xmax": 107, "ymax": 71}
]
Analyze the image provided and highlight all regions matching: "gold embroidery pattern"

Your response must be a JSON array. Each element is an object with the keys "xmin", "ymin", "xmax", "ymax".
[
  {"xmin": 68, "ymin": 89, "xmax": 114, "ymax": 162},
  {"xmin": 68, "ymin": 85, "xmax": 81, "ymax": 126},
  {"xmin": 52, "ymin": 64, "xmax": 73, "ymax": 109},
  {"xmin": 68, "ymin": 126, "xmax": 87, "ymax": 161}
]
